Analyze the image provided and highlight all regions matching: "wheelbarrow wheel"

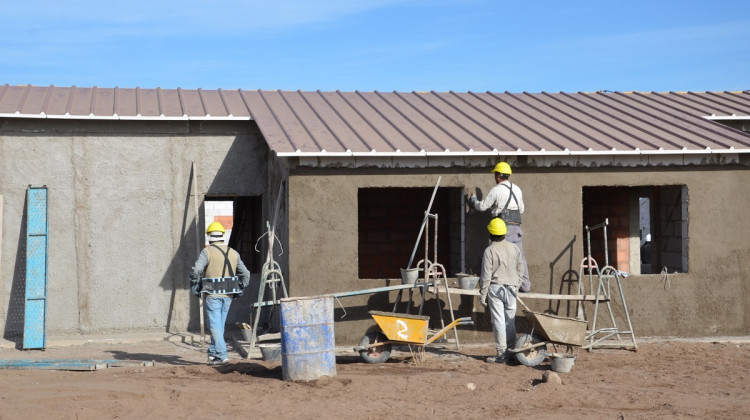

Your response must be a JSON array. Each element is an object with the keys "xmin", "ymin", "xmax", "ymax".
[
  {"xmin": 514, "ymin": 333, "xmax": 547, "ymax": 367},
  {"xmin": 358, "ymin": 331, "xmax": 392, "ymax": 364}
]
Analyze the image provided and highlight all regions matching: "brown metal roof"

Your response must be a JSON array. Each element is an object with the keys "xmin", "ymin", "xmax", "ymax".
[
  {"xmin": 247, "ymin": 90, "xmax": 750, "ymax": 156},
  {"xmin": 0, "ymin": 84, "xmax": 253, "ymax": 119},
  {"xmin": 2, "ymin": 84, "xmax": 749, "ymax": 156}
]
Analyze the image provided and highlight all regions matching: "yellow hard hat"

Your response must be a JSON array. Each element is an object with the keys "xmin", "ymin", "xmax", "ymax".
[
  {"xmin": 491, "ymin": 161, "xmax": 512, "ymax": 175},
  {"xmin": 487, "ymin": 218, "xmax": 508, "ymax": 236},
  {"xmin": 206, "ymin": 221, "xmax": 226, "ymax": 235}
]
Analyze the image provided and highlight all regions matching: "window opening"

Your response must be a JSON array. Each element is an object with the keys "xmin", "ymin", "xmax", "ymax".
[
  {"xmin": 582, "ymin": 185, "xmax": 687, "ymax": 275},
  {"xmin": 357, "ymin": 187, "xmax": 462, "ymax": 279}
]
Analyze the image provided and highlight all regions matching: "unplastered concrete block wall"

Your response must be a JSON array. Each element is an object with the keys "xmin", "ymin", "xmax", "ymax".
[
  {"xmin": 287, "ymin": 165, "xmax": 750, "ymax": 344},
  {"xmin": 0, "ymin": 120, "xmax": 268, "ymax": 338},
  {"xmin": 658, "ymin": 186, "xmax": 688, "ymax": 272}
]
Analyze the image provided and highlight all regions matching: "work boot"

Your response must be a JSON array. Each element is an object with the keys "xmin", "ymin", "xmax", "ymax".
[
  {"xmin": 485, "ymin": 354, "xmax": 509, "ymax": 364},
  {"xmin": 209, "ymin": 357, "xmax": 229, "ymax": 366}
]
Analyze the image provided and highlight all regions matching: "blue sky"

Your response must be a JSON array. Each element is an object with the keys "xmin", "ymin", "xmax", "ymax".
[{"xmin": 2, "ymin": 0, "xmax": 748, "ymax": 92}]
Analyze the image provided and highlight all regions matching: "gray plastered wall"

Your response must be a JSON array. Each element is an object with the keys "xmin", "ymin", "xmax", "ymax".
[
  {"xmin": 0, "ymin": 119, "xmax": 269, "ymax": 338},
  {"xmin": 286, "ymin": 164, "xmax": 750, "ymax": 345}
]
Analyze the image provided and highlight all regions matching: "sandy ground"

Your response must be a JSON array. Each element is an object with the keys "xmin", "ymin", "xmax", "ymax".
[{"xmin": 1, "ymin": 333, "xmax": 749, "ymax": 420}]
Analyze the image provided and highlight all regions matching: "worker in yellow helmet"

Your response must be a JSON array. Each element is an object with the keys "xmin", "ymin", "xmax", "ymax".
[
  {"xmin": 469, "ymin": 161, "xmax": 530, "ymax": 292},
  {"xmin": 189, "ymin": 221, "xmax": 251, "ymax": 365},
  {"xmin": 479, "ymin": 217, "xmax": 524, "ymax": 364}
]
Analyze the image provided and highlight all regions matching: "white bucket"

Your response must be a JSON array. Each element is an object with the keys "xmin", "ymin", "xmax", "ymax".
[
  {"xmin": 400, "ymin": 268, "xmax": 420, "ymax": 285},
  {"xmin": 549, "ymin": 353, "xmax": 575, "ymax": 373}
]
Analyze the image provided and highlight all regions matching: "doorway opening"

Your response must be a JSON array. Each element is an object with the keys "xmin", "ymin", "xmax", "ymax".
[{"xmin": 204, "ymin": 196, "xmax": 263, "ymax": 273}]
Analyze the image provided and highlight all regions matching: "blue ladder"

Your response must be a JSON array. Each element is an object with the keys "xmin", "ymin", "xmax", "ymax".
[{"xmin": 23, "ymin": 186, "xmax": 48, "ymax": 349}]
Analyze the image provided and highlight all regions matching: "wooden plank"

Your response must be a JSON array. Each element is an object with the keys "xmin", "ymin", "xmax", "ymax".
[
  {"xmin": 253, "ymin": 283, "xmax": 435, "ymax": 308},
  {"xmin": 429, "ymin": 286, "xmax": 609, "ymax": 301}
]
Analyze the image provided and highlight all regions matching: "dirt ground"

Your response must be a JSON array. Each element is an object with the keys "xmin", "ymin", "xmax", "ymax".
[{"xmin": 1, "ymin": 334, "xmax": 749, "ymax": 420}]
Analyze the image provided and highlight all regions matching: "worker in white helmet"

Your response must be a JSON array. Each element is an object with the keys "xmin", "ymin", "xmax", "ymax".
[
  {"xmin": 479, "ymin": 218, "xmax": 524, "ymax": 364},
  {"xmin": 189, "ymin": 221, "xmax": 251, "ymax": 365},
  {"xmin": 469, "ymin": 161, "xmax": 530, "ymax": 292}
]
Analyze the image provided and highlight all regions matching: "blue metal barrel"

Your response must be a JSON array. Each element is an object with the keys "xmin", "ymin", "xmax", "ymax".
[{"xmin": 280, "ymin": 296, "xmax": 336, "ymax": 381}]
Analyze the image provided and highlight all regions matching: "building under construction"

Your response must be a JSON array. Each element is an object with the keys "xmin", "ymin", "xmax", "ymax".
[{"xmin": 1, "ymin": 85, "xmax": 750, "ymax": 346}]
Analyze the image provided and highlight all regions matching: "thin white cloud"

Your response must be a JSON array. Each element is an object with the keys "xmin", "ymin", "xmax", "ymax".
[{"xmin": 4, "ymin": 0, "xmax": 426, "ymax": 34}]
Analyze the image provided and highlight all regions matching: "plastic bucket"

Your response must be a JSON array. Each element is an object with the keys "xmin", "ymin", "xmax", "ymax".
[
  {"xmin": 400, "ymin": 268, "xmax": 419, "ymax": 285},
  {"xmin": 549, "ymin": 353, "xmax": 575, "ymax": 373},
  {"xmin": 280, "ymin": 296, "xmax": 336, "ymax": 381}
]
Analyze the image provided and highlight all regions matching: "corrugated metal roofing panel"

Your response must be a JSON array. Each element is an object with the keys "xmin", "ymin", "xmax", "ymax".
[
  {"xmin": 517, "ymin": 92, "xmax": 631, "ymax": 151},
  {"xmin": 197, "ymin": 89, "xmax": 228, "ymax": 117},
  {"xmin": 68, "ymin": 87, "xmax": 94, "ymax": 116},
  {"xmin": 321, "ymin": 91, "xmax": 401, "ymax": 153},
  {"xmin": 586, "ymin": 92, "xmax": 707, "ymax": 149},
  {"xmin": 482, "ymin": 92, "xmax": 575, "ymax": 152},
  {"xmin": 18, "ymin": 85, "xmax": 47, "ymax": 115},
  {"xmin": 280, "ymin": 91, "xmax": 344, "ymax": 153},
  {"xmin": 238, "ymin": 90, "xmax": 293, "ymax": 152},
  {"xmin": 257, "ymin": 90, "xmax": 320, "ymax": 153},
  {"xmin": 377, "ymin": 91, "xmax": 468, "ymax": 152},
  {"xmin": 300, "ymin": 91, "xmax": 371, "ymax": 153},
  {"xmin": 218, "ymin": 89, "xmax": 252, "ymax": 118},
  {"xmin": 158, "ymin": 88, "xmax": 187, "ymax": 117},
  {"xmin": 619, "ymin": 92, "xmax": 744, "ymax": 149},
  {"xmin": 454, "ymin": 92, "xmax": 538, "ymax": 151},
  {"xmin": 136, "ymin": 88, "xmax": 160, "ymax": 117},
  {"xmin": 2, "ymin": 85, "xmax": 749, "ymax": 156},
  {"xmin": 657, "ymin": 91, "xmax": 750, "ymax": 117},
  {"xmin": 356, "ymin": 91, "xmax": 440, "ymax": 152},
  {"xmin": 548, "ymin": 92, "xmax": 660, "ymax": 150},
  {"xmin": 335, "ymin": 91, "xmax": 417, "ymax": 153},
  {"xmin": 0, "ymin": 84, "xmax": 253, "ymax": 120},
  {"xmin": 42, "ymin": 86, "xmax": 73, "ymax": 116},
  {"xmin": 406, "ymin": 92, "xmax": 496, "ymax": 152},
  {"xmin": 90, "ymin": 88, "xmax": 114, "ymax": 116}
]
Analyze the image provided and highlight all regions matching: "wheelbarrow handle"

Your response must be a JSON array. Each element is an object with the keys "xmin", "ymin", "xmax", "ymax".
[
  {"xmin": 516, "ymin": 295, "xmax": 532, "ymax": 312},
  {"xmin": 424, "ymin": 317, "xmax": 473, "ymax": 346}
]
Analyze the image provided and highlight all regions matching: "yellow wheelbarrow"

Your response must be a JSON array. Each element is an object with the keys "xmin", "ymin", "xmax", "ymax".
[{"xmin": 355, "ymin": 311, "xmax": 474, "ymax": 363}]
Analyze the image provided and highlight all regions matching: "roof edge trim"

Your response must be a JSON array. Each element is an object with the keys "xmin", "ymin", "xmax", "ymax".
[
  {"xmin": 0, "ymin": 113, "xmax": 253, "ymax": 121},
  {"xmin": 704, "ymin": 115, "xmax": 750, "ymax": 120},
  {"xmin": 277, "ymin": 149, "xmax": 750, "ymax": 158}
]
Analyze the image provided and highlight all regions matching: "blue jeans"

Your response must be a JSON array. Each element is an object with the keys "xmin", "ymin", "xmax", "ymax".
[
  {"xmin": 488, "ymin": 283, "xmax": 517, "ymax": 356},
  {"xmin": 205, "ymin": 296, "xmax": 232, "ymax": 360}
]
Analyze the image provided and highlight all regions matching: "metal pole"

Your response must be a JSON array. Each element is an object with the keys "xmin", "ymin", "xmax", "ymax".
[
  {"xmin": 191, "ymin": 161, "xmax": 205, "ymax": 347},
  {"xmin": 407, "ymin": 176, "xmax": 441, "ymax": 269}
]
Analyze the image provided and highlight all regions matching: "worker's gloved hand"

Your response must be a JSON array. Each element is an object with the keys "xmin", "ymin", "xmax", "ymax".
[
  {"xmin": 469, "ymin": 195, "xmax": 478, "ymax": 204},
  {"xmin": 190, "ymin": 280, "xmax": 201, "ymax": 297},
  {"xmin": 479, "ymin": 296, "xmax": 488, "ymax": 307}
]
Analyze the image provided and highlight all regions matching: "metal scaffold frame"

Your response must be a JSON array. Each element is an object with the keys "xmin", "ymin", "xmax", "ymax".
[{"xmin": 578, "ymin": 218, "xmax": 638, "ymax": 351}]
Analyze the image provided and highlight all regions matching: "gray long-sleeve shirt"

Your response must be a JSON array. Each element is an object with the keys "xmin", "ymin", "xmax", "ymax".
[{"xmin": 479, "ymin": 240, "xmax": 524, "ymax": 301}]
